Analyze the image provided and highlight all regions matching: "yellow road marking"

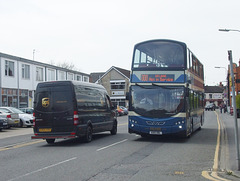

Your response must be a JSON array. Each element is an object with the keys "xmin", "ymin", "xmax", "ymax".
[
  {"xmin": 0, "ymin": 140, "xmax": 44, "ymax": 152},
  {"xmin": 202, "ymin": 111, "xmax": 231, "ymax": 181},
  {"xmin": 213, "ymin": 111, "xmax": 220, "ymax": 172},
  {"xmin": 175, "ymin": 171, "xmax": 184, "ymax": 175},
  {"xmin": 0, "ymin": 123, "xmax": 128, "ymax": 152},
  {"xmin": 118, "ymin": 123, "xmax": 128, "ymax": 126}
]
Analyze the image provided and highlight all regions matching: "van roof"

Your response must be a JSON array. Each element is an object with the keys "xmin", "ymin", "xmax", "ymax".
[{"xmin": 37, "ymin": 80, "xmax": 106, "ymax": 90}]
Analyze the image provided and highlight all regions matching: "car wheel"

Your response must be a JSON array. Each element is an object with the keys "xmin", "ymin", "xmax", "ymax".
[
  {"xmin": 46, "ymin": 139, "xmax": 55, "ymax": 144},
  {"xmin": 110, "ymin": 120, "xmax": 117, "ymax": 135},
  {"xmin": 19, "ymin": 120, "xmax": 23, "ymax": 127},
  {"xmin": 84, "ymin": 125, "xmax": 93, "ymax": 143}
]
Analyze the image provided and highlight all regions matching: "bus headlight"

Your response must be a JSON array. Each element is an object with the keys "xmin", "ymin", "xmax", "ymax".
[
  {"xmin": 129, "ymin": 119, "xmax": 137, "ymax": 125},
  {"xmin": 175, "ymin": 120, "xmax": 184, "ymax": 125}
]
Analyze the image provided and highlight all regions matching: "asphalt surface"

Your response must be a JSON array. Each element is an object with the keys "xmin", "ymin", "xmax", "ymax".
[{"xmin": 1, "ymin": 112, "xmax": 240, "ymax": 180}]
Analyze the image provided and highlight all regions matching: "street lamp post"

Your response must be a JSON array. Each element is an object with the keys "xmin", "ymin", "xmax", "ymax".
[
  {"xmin": 228, "ymin": 50, "xmax": 240, "ymax": 170},
  {"xmin": 219, "ymin": 28, "xmax": 240, "ymax": 171},
  {"xmin": 214, "ymin": 66, "xmax": 227, "ymax": 82}
]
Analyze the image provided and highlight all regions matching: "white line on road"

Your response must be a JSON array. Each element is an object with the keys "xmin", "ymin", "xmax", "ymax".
[
  {"xmin": 97, "ymin": 139, "xmax": 128, "ymax": 151},
  {"xmin": 7, "ymin": 157, "xmax": 77, "ymax": 181}
]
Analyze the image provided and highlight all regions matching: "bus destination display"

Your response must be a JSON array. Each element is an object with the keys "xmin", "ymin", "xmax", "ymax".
[{"xmin": 141, "ymin": 74, "xmax": 174, "ymax": 82}]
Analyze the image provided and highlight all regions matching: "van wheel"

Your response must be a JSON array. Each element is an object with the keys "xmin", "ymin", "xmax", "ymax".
[
  {"xmin": 110, "ymin": 121, "xmax": 117, "ymax": 135},
  {"xmin": 84, "ymin": 126, "xmax": 92, "ymax": 143},
  {"xmin": 46, "ymin": 139, "xmax": 55, "ymax": 144}
]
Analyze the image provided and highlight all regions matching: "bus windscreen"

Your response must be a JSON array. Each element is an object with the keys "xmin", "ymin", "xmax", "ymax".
[{"xmin": 133, "ymin": 41, "xmax": 185, "ymax": 69}]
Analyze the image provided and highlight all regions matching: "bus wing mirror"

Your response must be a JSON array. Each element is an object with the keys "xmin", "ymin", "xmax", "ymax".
[
  {"xmin": 186, "ymin": 88, "xmax": 189, "ymax": 97},
  {"xmin": 126, "ymin": 92, "xmax": 129, "ymax": 100}
]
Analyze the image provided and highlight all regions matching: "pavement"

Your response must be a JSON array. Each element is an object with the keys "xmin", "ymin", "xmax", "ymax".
[
  {"xmin": 0, "ymin": 127, "xmax": 33, "ymax": 139},
  {"xmin": 216, "ymin": 109, "xmax": 240, "ymax": 180}
]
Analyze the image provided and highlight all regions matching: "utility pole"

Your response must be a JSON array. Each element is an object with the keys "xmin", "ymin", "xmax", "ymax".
[
  {"xmin": 33, "ymin": 49, "xmax": 35, "ymax": 60},
  {"xmin": 228, "ymin": 50, "xmax": 240, "ymax": 170}
]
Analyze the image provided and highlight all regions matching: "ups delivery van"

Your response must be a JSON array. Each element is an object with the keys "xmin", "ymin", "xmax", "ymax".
[{"xmin": 32, "ymin": 81, "xmax": 117, "ymax": 144}]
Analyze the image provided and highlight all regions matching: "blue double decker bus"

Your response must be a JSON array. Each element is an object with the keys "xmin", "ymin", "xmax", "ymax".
[{"xmin": 128, "ymin": 39, "xmax": 204, "ymax": 138}]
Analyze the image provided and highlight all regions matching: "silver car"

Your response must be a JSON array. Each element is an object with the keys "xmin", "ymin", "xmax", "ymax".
[
  {"xmin": 19, "ymin": 107, "xmax": 34, "ymax": 115},
  {"xmin": 0, "ymin": 108, "xmax": 20, "ymax": 128},
  {"xmin": 0, "ymin": 107, "xmax": 33, "ymax": 127}
]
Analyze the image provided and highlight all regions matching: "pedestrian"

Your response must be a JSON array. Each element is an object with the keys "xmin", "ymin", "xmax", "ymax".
[
  {"xmin": 220, "ymin": 102, "xmax": 223, "ymax": 113},
  {"xmin": 223, "ymin": 103, "xmax": 227, "ymax": 113}
]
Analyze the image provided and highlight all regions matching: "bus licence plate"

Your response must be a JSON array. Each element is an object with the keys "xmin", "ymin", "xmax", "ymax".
[
  {"xmin": 39, "ymin": 128, "xmax": 52, "ymax": 132},
  {"xmin": 149, "ymin": 131, "xmax": 162, "ymax": 135}
]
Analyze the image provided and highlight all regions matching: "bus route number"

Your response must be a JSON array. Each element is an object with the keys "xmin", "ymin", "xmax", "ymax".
[{"xmin": 141, "ymin": 74, "xmax": 174, "ymax": 82}]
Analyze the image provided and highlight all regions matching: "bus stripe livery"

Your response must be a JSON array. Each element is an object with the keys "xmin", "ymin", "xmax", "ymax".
[{"xmin": 128, "ymin": 39, "xmax": 204, "ymax": 138}]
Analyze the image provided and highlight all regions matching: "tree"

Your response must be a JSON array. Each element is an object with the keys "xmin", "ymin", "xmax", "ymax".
[{"xmin": 48, "ymin": 60, "xmax": 80, "ymax": 71}]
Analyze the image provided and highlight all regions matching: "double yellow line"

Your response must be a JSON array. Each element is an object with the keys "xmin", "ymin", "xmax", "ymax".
[{"xmin": 202, "ymin": 111, "xmax": 230, "ymax": 181}]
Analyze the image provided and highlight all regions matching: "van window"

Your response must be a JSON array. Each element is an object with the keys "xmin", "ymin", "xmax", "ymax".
[
  {"xmin": 35, "ymin": 85, "xmax": 73, "ymax": 112},
  {"xmin": 75, "ymin": 86, "xmax": 106, "ymax": 110}
]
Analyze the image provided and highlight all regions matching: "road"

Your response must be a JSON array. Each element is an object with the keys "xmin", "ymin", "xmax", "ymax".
[{"xmin": 0, "ymin": 112, "xmax": 237, "ymax": 181}]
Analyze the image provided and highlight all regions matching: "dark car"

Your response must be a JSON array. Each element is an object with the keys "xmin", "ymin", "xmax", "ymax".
[
  {"xmin": 205, "ymin": 103, "xmax": 215, "ymax": 111},
  {"xmin": 0, "ymin": 117, "xmax": 8, "ymax": 131}
]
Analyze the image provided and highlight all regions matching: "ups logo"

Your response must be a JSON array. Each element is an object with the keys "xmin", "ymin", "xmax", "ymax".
[{"xmin": 42, "ymin": 97, "xmax": 50, "ymax": 108}]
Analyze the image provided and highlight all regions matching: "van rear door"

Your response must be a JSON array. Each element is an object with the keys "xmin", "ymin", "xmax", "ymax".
[{"xmin": 34, "ymin": 82, "xmax": 75, "ymax": 134}]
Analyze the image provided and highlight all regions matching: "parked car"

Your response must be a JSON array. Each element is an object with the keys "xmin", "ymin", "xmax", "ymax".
[
  {"xmin": 205, "ymin": 103, "xmax": 216, "ymax": 111},
  {"xmin": 120, "ymin": 106, "xmax": 128, "ymax": 115},
  {"xmin": 0, "ymin": 117, "xmax": 8, "ymax": 131},
  {"xmin": 116, "ymin": 108, "xmax": 125, "ymax": 116},
  {"xmin": 0, "ymin": 107, "xmax": 33, "ymax": 127},
  {"xmin": 19, "ymin": 107, "xmax": 34, "ymax": 115},
  {"xmin": 0, "ymin": 108, "xmax": 20, "ymax": 128}
]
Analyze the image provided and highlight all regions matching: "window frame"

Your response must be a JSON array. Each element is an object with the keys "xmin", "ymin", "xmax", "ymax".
[{"xmin": 5, "ymin": 60, "xmax": 14, "ymax": 77}]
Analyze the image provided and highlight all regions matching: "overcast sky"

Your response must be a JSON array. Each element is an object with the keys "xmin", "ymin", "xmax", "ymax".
[{"xmin": 1, "ymin": 0, "xmax": 240, "ymax": 85}]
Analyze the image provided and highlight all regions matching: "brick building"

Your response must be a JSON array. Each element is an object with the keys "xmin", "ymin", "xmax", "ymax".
[{"xmin": 227, "ymin": 61, "xmax": 240, "ymax": 107}]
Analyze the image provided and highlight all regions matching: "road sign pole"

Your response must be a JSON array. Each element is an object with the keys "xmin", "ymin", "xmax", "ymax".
[{"xmin": 228, "ymin": 50, "xmax": 240, "ymax": 170}]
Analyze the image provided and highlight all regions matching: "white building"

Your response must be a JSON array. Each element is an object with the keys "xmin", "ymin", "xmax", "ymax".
[
  {"xmin": 204, "ymin": 85, "xmax": 225, "ymax": 106},
  {"xmin": 0, "ymin": 52, "xmax": 89, "ymax": 108}
]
